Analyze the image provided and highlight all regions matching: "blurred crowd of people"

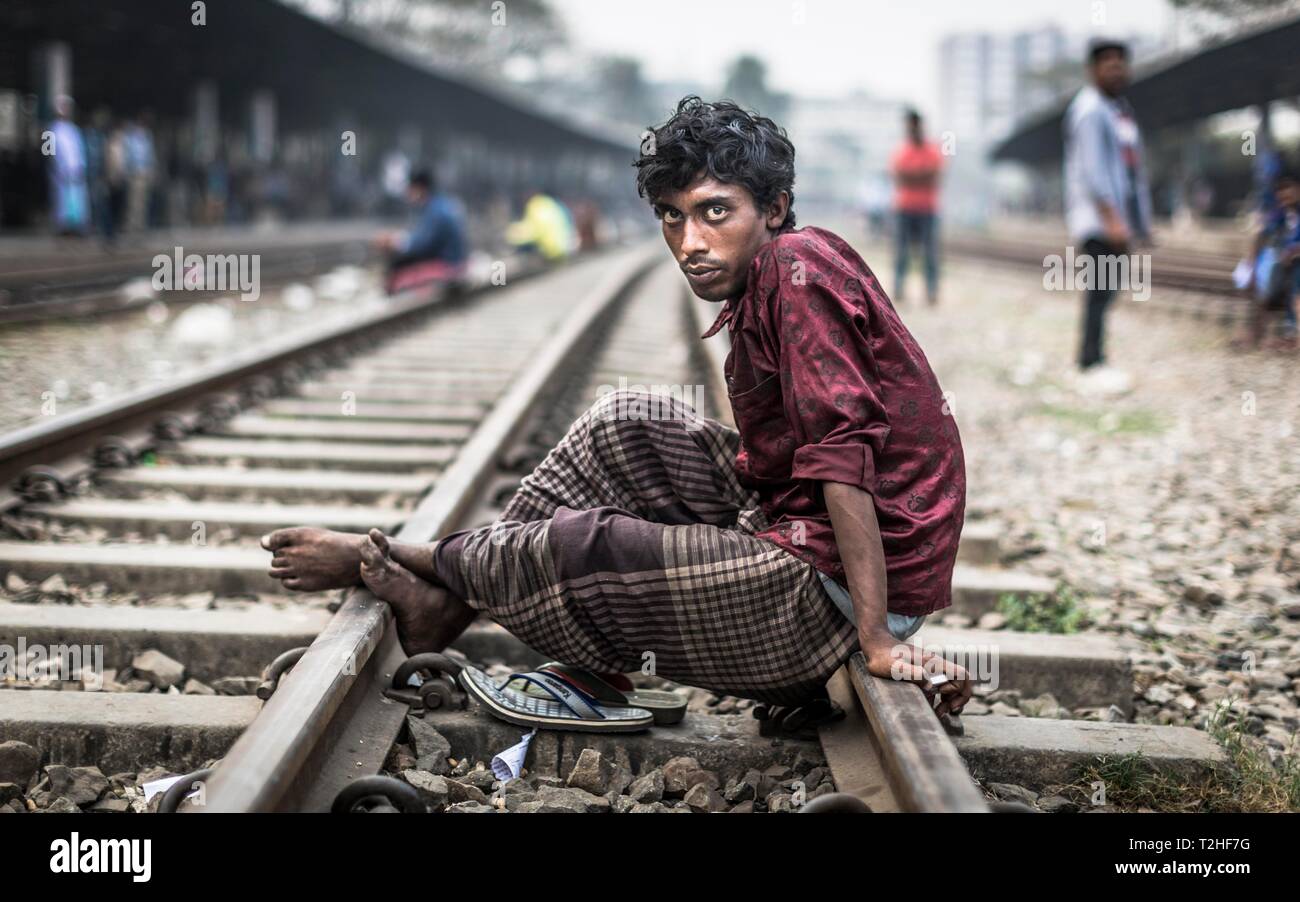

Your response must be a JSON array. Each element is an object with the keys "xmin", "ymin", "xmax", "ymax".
[
  {"xmin": 35, "ymin": 94, "xmax": 616, "ymax": 270},
  {"xmin": 45, "ymin": 96, "xmax": 161, "ymax": 241}
]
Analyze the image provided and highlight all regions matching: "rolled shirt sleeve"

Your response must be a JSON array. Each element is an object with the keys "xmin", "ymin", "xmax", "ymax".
[
  {"xmin": 1076, "ymin": 106, "xmax": 1120, "ymax": 210},
  {"xmin": 772, "ymin": 275, "xmax": 891, "ymax": 495}
]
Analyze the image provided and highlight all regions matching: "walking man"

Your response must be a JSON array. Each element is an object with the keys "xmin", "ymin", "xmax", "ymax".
[
  {"xmin": 1064, "ymin": 38, "xmax": 1153, "ymax": 373},
  {"xmin": 264, "ymin": 97, "xmax": 971, "ymax": 720}
]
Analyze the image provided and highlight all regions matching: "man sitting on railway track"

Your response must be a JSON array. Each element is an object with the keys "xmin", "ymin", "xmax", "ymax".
[
  {"xmin": 263, "ymin": 96, "xmax": 972, "ymax": 726},
  {"xmin": 374, "ymin": 168, "xmax": 470, "ymax": 295}
]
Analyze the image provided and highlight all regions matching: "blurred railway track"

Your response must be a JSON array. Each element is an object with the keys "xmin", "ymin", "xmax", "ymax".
[{"xmin": 945, "ymin": 232, "xmax": 1249, "ymax": 323}]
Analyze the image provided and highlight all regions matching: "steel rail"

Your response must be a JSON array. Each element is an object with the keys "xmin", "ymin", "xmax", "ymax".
[
  {"xmin": 943, "ymin": 235, "xmax": 1237, "ymax": 295},
  {"xmin": 200, "ymin": 244, "xmax": 662, "ymax": 812},
  {"xmin": 0, "ymin": 255, "xmax": 557, "ymax": 513}
]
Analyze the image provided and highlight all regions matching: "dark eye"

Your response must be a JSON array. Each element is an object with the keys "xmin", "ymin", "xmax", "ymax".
[
  {"xmin": 661, "ymin": 208, "xmax": 682, "ymax": 223},
  {"xmin": 706, "ymin": 205, "xmax": 728, "ymax": 220}
]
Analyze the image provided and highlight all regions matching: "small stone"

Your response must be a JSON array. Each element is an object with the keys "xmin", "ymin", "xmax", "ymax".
[
  {"xmin": 536, "ymin": 785, "xmax": 610, "ymax": 814},
  {"xmin": 42, "ymin": 797, "xmax": 81, "ymax": 814},
  {"xmin": 566, "ymin": 748, "xmax": 614, "ymax": 795},
  {"xmin": 729, "ymin": 800, "xmax": 755, "ymax": 813},
  {"xmin": 44, "ymin": 765, "xmax": 109, "ymax": 807},
  {"xmin": 1037, "ymin": 795, "xmax": 1078, "ymax": 814},
  {"xmin": 662, "ymin": 756, "xmax": 719, "ymax": 797},
  {"xmin": 88, "ymin": 798, "xmax": 131, "ymax": 813},
  {"xmin": 0, "ymin": 783, "xmax": 24, "ymax": 805},
  {"xmin": 445, "ymin": 779, "xmax": 488, "ymax": 806},
  {"xmin": 1250, "ymin": 671, "xmax": 1291, "ymax": 691},
  {"xmin": 503, "ymin": 792, "xmax": 540, "ymax": 811},
  {"xmin": 612, "ymin": 795, "xmax": 637, "ymax": 814},
  {"xmin": 988, "ymin": 782, "xmax": 1039, "ymax": 806},
  {"xmin": 182, "ymin": 678, "xmax": 215, "ymax": 695},
  {"xmin": 1101, "ymin": 704, "xmax": 1127, "ymax": 723},
  {"xmin": 766, "ymin": 792, "xmax": 794, "ymax": 813},
  {"xmin": 210, "ymin": 676, "xmax": 260, "ymax": 696},
  {"xmin": 723, "ymin": 774, "xmax": 756, "ymax": 803},
  {"xmin": 627, "ymin": 769, "xmax": 664, "ymax": 803},
  {"xmin": 400, "ymin": 770, "xmax": 448, "ymax": 810},
  {"xmin": 684, "ymin": 783, "xmax": 727, "ymax": 812},
  {"xmin": 461, "ymin": 766, "xmax": 496, "ymax": 792},
  {"xmin": 5, "ymin": 573, "xmax": 27, "ymax": 592},
  {"xmin": 1143, "ymin": 684, "xmax": 1175, "ymax": 705},
  {"xmin": 630, "ymin": 801, "xmax": 669, "ymax": 814},
  {"xmin": 39, "ymin": 574, "xmax": 69, "ymax": 595},
  {"xmin": 608, "ymin": 748, "xmax": 634, "ymax": 796},
  {"xmin": 406, "ymin": 716, "xmax": 452, "ymax": 775},
  {"xmin": 0, "ymin": 741, "xmax": 40, "ymax": 787},
  {"xmin": 446, "ymin": 801, "xmax": 495, "ymax": 814},
  {"xmin": 989, "ymin": 701, "xmax": 1021, "ymax": 717},
  {"xmin": 1020, "ymin": 693, "xmax": 1065, "ymax": 718},
  {"xmin": 977, "ymin": 612, "xmax": 1008, "ymax": 630}
]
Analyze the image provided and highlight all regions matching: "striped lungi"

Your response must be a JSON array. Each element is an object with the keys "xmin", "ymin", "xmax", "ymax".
[{"xmin": 431, "ymin": 390, "xmax": 859, "ymax": 705}]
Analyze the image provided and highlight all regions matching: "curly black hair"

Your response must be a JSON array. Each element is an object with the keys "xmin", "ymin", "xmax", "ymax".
[{"xmin": 634, "ymin": 95, "xmax": 796, "ymax": 230}]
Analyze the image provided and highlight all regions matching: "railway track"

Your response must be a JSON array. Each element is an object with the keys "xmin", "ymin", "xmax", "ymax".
[
  {"xmin": 0, "ymin": 242, "xmax": 1229, "ymax": 814},
  {"xmin": 0, "ymin": 225, "xmax": 380, "ymax": 325},
  {"xmin": 944, "ymin": 232, "xmax": 1250, "ymax": 324}
]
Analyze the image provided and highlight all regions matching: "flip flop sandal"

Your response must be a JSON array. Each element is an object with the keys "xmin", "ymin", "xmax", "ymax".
[
  {"xmin": 457, "ymin": 665, "xmax": 654, "ymax": 733},
  {"xmin": 512, "ymin": 662, "xmax": 688, "ymax": 726}
]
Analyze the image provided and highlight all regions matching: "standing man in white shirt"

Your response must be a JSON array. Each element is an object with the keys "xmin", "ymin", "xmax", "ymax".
[{"xmin": 1063, "ymin": 38, "xmax": 1153, "ymax": 375}]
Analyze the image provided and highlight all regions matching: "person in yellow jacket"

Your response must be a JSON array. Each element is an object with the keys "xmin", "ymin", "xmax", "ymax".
[{"xmin": 505, "ymin": 192, "xmax": 576, "ymax": 261}]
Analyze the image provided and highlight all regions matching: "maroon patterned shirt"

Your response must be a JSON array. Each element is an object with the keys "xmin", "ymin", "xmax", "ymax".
[{"xmin": 701, "ymin": 226, "xmax": 966, "ymax": 616}]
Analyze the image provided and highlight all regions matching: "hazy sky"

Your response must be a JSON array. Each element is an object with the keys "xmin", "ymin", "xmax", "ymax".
[{"xmin": 552, "ymin": 0, "xmax": 1175, "ymax": 114}]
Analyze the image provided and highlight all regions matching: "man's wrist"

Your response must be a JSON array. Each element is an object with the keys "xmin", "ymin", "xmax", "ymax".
[{"xmin": 859, "ymin": 626, "xmax": 899, "ymax": 650}]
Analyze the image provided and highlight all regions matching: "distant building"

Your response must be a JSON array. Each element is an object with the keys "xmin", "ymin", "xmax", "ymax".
[{"xmin": 784, "ymin": 90, "xmax": 907, "ymax": 211}]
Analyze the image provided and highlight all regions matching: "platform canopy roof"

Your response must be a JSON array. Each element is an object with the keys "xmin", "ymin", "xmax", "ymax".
[
  {"xmin": 0, "ymin": 0, "xmax": 635, "ymax": 157},
  {"xmin": 993, "ymin": 12, "xmax": 1300, "ymax": 164}
]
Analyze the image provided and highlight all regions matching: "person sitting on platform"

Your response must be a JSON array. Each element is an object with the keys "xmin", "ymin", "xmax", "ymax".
[{"xmin": 375, "ymin": 168, "xmax": 470, "ymax": 295}]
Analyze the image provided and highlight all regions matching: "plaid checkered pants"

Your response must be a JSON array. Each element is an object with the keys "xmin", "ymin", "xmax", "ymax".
[{"xmin": 431, "ymin": 390, "xmax": 858, "ymax": 705}]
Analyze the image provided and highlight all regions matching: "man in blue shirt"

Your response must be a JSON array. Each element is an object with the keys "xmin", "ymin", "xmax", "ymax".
[
  {"xmin": 377, "ymin": 168, "xmax": 469, "ymax": 294},
  {"xmin": 1246, "ymin": 168, "xmax": 1300, "ymax": 348}
]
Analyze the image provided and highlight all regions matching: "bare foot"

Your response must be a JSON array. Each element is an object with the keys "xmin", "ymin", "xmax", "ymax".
[
  {"xmin": 263, "ymin": 527, "xmax": 366, "ymax": 592},
  {"xmin": 358, "ymin": 528, "xmax": 476, "ymax": 655}
]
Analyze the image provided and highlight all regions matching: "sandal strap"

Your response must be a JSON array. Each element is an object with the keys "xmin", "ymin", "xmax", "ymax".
[
  {"xmin": 500, "ymin": 671, "xmax": 606, "ymax": 720},
  {"xmin": 536, "ymin": 662, "xmax": 631, "ymax": 705}
]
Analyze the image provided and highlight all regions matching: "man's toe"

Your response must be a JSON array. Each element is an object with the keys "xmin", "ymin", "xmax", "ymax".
[{"xmin": 262, "ymin": 527, "xmax": 305, "ymax": 551}]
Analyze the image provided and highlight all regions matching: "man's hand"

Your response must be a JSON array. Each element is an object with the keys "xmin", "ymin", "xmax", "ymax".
[
  {"xmin": 1101, "ymin": 214, "xmax": 1131, "ymax": 250},
  {"xmin": 860, "ymin": 630, "xmax": 973, "ymax": 717}
]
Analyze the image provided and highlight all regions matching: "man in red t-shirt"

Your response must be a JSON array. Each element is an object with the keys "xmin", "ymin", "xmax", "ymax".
[{"xmin": 891, "ymin": 109, "xmax": 944, "ymax": 305}]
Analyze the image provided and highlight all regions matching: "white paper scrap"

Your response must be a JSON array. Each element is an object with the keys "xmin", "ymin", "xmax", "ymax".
[
  {"xmin": 490, "ymin": 728, "xmax": 537, "ymax": 782},
  {"xmin": 142, "ymin": 775, "xmax": 187, "ymax": 802}
]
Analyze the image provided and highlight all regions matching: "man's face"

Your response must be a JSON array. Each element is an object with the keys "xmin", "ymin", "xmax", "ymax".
[
  {"xmin": 1090, "ymin": 50, "xmax": 1130, "ymax": 96},
  {"xmin": 406, "ymin": 185, "xmax": 429, "ymax": 208},
  {"xmin": 1278, "ymin": 180, "xmax": 1299, "ymax": 208},
  {"xmin": 654, "ymin": 173, "xmax": 786, "ymax": 302}
]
